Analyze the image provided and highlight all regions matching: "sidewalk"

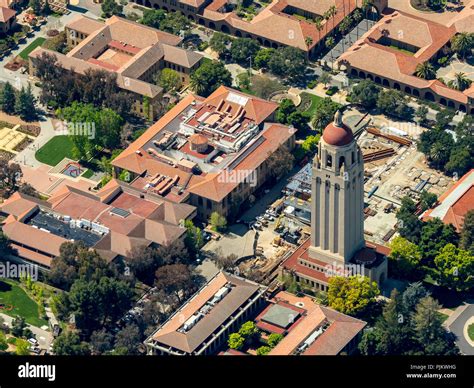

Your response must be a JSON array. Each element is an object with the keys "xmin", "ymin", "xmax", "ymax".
[{"xmin": 0, "ymin": 312, "xmax": 53, "ymax": 350}]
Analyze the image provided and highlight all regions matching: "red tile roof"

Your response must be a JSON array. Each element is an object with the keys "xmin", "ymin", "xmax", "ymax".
[{"xmin": 423, "ymin": 169, "xmax": 474, "ymax": 231}]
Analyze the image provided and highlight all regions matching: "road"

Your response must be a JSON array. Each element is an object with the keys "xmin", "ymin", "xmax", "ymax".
[
  {"xmin": 446, "ymin": 304, "xmax": 474, "ymax": 355},
  {"xmin": 0, "ymin": 312, "xmax": 53, "ymax": 351}
]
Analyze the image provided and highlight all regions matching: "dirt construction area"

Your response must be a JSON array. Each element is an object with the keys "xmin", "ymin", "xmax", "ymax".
[{"xmin": 358, "ymin": 129, "xmax": 454, "ymax": 244}]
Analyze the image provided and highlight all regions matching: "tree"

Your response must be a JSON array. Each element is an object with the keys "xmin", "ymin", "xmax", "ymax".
[
  {"xmin": 238, "ymin": 321, "xmax": 259, "ymax": 343},
  {"xmin": 376, "ymin": 89, "xmax": 412, "ymax": 119},
  {"xmin": 215, "ymin": 253, "xmax": 237, "ymax": 271},
  {"xmin": 126, "ymin": 246, "xmax": 160, "ymax": 285},
  {"xmin": 140, "ymin": 9, "xmax": 166, "ymax": 29},
  {"xmin": 254, "ymin": 48, "xmax": 275, "ymax": 69},
  {"xmin": 445, "ymin": 147, "xmax": 473, "ymax": 177},
  {"xmin": 15, "ymin": 339, "xmax": 31, "ymax": 355},
  {"xmin": 276, "ymin": 98, "xmax": 296, "ymax": 124},
  {"xmin": 419, "ymin": 219, "xmax": 458, "ymax": 266},
  {"xmin": 301, "ymin": 134, "xmax": 320, "ymax": 154},
  {"xmin": 415, "ymin": 105, "xmax": 429, "ymax": 126},
  {"xmin": 249, "ymin": 74, "xmax": 283, "ymax": 99},
  {"xmin": 266, "ymin": 146, "xmax": 294, "ymax": 181},
  {"xmin": 15, "ymin": 84, "xmax": 37, "ymax": 121},
  {"xmin": 372, "ymin": 290, "xmax": 413, "ymax": 355},
  {"xmin": 228, "ymin": 333, "xmax": 245, "ymax": 350},
  {"xmin": 396, "ymin": 196, "xmax": 423, "ymax": 243},
  {"xmin": 190, "ymin": 61, "xmax": 232, "ymax": 97},
  {"xmin": 401, "ymin": 282, "xmax": 430, "ymax": 314},
  {"xmin": 11, "ymin": 316, "xmax": 27, "ymax": 337},
  {"xmin": 0, "ymin": 231, "xmax": 14, "ymax": 258},
  {"xmin": 434, "ymin": 244, "xmax": 474, "ymax": 292},
  {"xmin": 448, "ymin": 72, "xmax": 472, "ymax": 92},
  {"xmin": 267, "ymin": 333, "xmax": 283, "ymax": 348},
  {"xmin": 327, "ymin": 276, "xmax": 380, "ymax": 316},
  {"xmin": 57, "ymin": 102, "xmax": 124, "ymax": 159},
  {"xmin": 230, "ymin": 38, "xmax": 260, "ymax": 65},
  {"xmin": 156, "ymin": 239, "xmax": 190, "ymax": 265},
  {"xmin": 388, "ymin": 236, "xmax": 423, "ymax": 280},
  {"xmin": 64, "ymin": 277, "xmax": 133, "ymax": 336},
  {"xmin": 0, "ymin": 160, "xmax": 22, "ymax": 198},
  {"xmin": 312, "ymin": 98, "xmax": 341, "ymax": 131},
  {"xmin": 415, "ymin": 62, "xmax": 436, "ymax": 80},
  {"xmin": 412, "ymin": 296, "xmax": 458, "ymax": 355},
  {"xmin": 209, "ymin": 32, "xmax": 232, "ymax": 56},
  {"xmin": 209, "ymin": 212, "xmax": 227, "ymax": 233},
  {"xmin": 417, "ymin": 127, "xmax": 454, "ymax": 171},
  {"xmin": 159, "ymin": 11, "xmax": 190, "ymax": 36},
  {"xmin": 256, "ymin": 345, "xmax": 271, "ymax": 355},
  {"xmin": 460, "ymin": 210, "xmax": 474, "ymax": 254},
  {"xmin": 360, "ymin": 291, "xmax": 458, "ymax": 355},
  {"xmin": 419, "ymin": 190, "xmax": 437, "ymax": 211},
  {"xmin": 0, "ymin": 331, "xmax": 7, "ymax": 352},
  {"xmin": 156, "ymin": 68, "xmax": 182, "ymax": 93},
  {"xmin": 268, "ymin": 46, "xmax": 307, "ymax": 83},
  {"xmin": 48, "ymin": 241, "xmax": 113, "ymax": 290},
  {"xmin": 1, "ymin": 82, "xmax": 16, "ymax": 114},
  {"xmin": 184, "ymin": 220, "xmax": 204, "ymax": 258},
  {"xmin": 29, "ymin": 0, "xmax": 41, "ymax": 15},
  {"xmin": 287, "ymin": 111, "xmax": 309, "ymax": 130},
  {"xmin": 101, "ymin": 0, "xmax": 123, "ymax": 18},
  {"xmin": 114, "ymin": 324, "xmax": 142, "ymax": 355},
  {"xmin": 53, "ymin": 331, "xmax": 90, "ymax": 355},
  {"xmin": 350, "ymin": 80, "xmax": 380, "ymax": 109},
  {"xmin": 450, "ymin": 32, "xmax": 474, "ymax": 59},
  {"xmin": 90, "ymin": 328, "xmax": 114, "ymax": 355},
  {"xmin": 155, "ymin": 264, "xmax": 195, "ymax": 304}
]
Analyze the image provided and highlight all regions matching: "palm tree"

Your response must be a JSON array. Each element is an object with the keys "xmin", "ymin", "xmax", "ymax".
[
  {"xmin": 323, "ymin": 11, "xmax": 331, "ymax": 35},
  {"xmin": 450, "ymin": 32, "xmax": 474, "ymax": 59},
  {"xmin": 329, "ymin": 5, "xmax": 338, "ymax": 31},
  {"xmin": 305, "ymin": 36, "xmax": 313, "ymax": 48},
  {"xmin": 448, "ymin": 72, "xmax": 472, "ymax": 91},
  {"xmin": 353, "ymin": 9, "xmax": 362, "ymax": 39},
  {"xmin": 326, "ymin": 36, "xmax": 335, "ymax": 63},
  {"xmin": 339, "ymin": 15, "xmax": 352, "ymax": 50},
  {"xmin": 315, "ymin": 19, "xmax": 324, "ymax": 42},
  {"xmin": 415, "ymin": 62, "xmax": 436, "ymax": 80}
]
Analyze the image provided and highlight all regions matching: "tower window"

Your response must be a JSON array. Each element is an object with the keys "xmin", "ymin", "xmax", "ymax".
[
  {"xmin": 327, "ymin": 155, "xmax": 332, "ymax": 167},
  {"xmin": 339, "ymin": 156, "xmax": 345, "ymax": 168},
  {"xmin": 352, "ymin": 152, "xmax": 355, "ymax": 164}
]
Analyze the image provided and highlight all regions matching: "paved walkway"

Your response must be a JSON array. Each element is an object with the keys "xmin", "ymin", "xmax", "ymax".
[
  {"xmin": 13, "ymin": 118, "xmax": 56, "ymax": 168},
  {"xmin": 0, "ymin": 312, "xmax": 53, "ymax": 351}
]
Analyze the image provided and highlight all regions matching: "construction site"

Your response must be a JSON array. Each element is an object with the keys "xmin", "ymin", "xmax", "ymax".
[{"xmin": 359, "ymin": 123, "xmax": 453, "ymax": 245}]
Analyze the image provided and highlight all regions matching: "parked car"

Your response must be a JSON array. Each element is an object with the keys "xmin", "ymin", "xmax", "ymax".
[{"xmin": 28, "ymin": 338, "xmax": 38, "ymax": 346}]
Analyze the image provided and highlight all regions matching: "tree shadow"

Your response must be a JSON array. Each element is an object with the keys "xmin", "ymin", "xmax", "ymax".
[{"xmin": 0, "ymin": 280, "xmax": 12, "ymax": 292}]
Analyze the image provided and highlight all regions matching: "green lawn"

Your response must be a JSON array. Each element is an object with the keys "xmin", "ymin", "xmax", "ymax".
[
  {"xmin": 18, "ymin": 37, "xmax": 46, "ymax": 60},
  {"xmin": 436, "ymin": 312, "xmax": 449, "ymax": 324},
  {"xmin": 35, "ymin": 135, "xmax": 75, "ymax": 166},
  {"xmin": 0, "ymin": 280, "xmax": 47, "ymax": 327},
  {"xmin": 468, "ymin": 323, "xmax": 474, "ymax": 341},
  {"xmin": 81, "ymin": 169, "xmax": 94, "ymax": 179},
  {"xmin": 298, "ymin": 92, "xmax": 323, "ymax": 116},
  {"xmin": 388, "ymin": 45, "xmax": 414, "ymax": 56}
]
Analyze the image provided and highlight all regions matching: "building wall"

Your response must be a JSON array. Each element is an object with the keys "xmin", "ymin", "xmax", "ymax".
[{"xmin": 346, "ymin": 65, "xmax": 473, "ymax": 114}]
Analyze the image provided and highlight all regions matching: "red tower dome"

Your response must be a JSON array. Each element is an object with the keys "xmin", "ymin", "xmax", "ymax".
[{"xmin": 322, "ymin": 110, "xmax": 354, "ymax": 147}]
